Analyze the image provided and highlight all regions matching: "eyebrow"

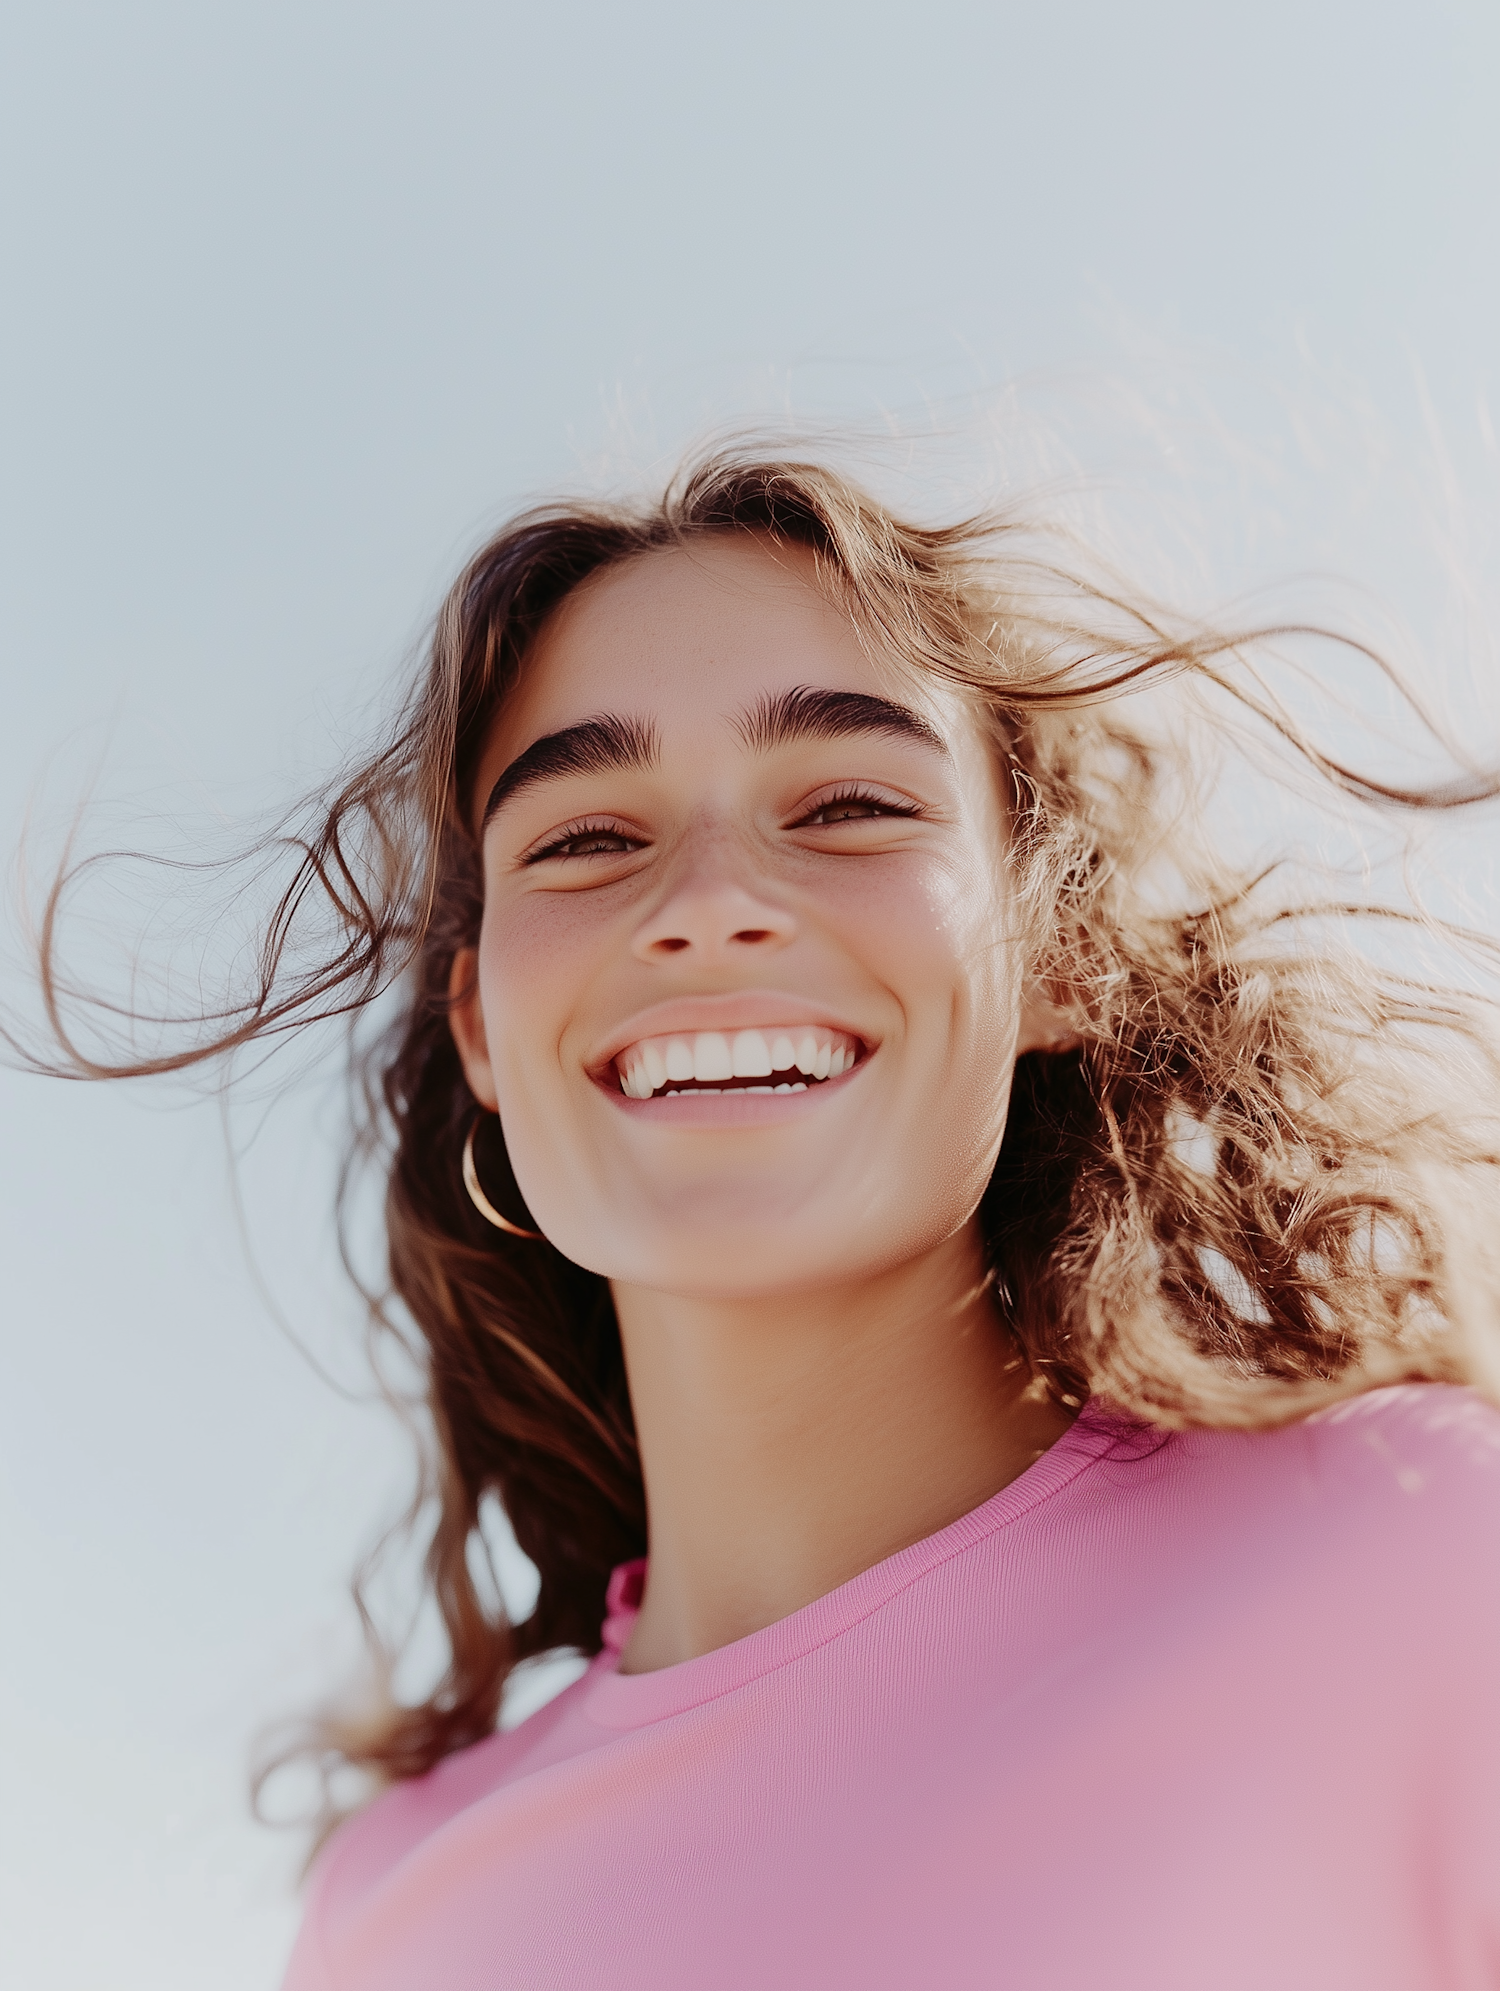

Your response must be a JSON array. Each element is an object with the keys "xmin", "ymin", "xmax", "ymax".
[
  {"xmin": 734, "ymin": 685, "xmax": 949, "ymax": 757},
  {"xmin": 481, "ymin": 713, "xmax": 660, "ymax": 826}
]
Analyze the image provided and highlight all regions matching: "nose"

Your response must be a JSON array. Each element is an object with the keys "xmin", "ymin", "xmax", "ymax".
[{"xmin": 630, "ymin": 852, "xmax": 797, "ymax": 964}]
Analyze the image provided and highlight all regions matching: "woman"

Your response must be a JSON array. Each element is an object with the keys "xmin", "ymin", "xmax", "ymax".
[{"xmin": 39, "ymin": 450, "xmax": 1500, "ymax": 1986}]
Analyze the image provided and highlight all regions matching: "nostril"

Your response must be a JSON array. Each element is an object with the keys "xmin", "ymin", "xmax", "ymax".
[
  {"xmin": 653, "ymin": 937, "xmax": 691, "ymax": 954},
  {"xmin": 731, "ymin": 928, "xmax": 776, "ymax": 945}
]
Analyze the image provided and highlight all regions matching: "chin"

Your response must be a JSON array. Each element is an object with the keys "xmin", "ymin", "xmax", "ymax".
[{"xmin": 554, "ymin": 1199, "xmax": 949, "ymax": 1299}]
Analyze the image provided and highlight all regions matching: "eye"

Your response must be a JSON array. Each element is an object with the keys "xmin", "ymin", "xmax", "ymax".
[
  {"xmin": 790, "ymin": 784, "xmax": 924, "ymax": 827},
  {"xmin": 521, "ymin": 818, "xmax": 645, "ymax": 863}
]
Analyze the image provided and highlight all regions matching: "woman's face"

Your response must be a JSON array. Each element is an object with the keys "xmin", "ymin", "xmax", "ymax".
[{"xmin": 453, "ymin": 534, "xmax": 1053, "ymax": 1298}]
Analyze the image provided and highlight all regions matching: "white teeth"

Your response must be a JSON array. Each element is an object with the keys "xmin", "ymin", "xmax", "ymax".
[
  {"xmin": 693, "ymin": 1032, "xmax": 734, "ymax": 1082},
  {"xmin": 663, "ymin": 1083, "xmax": 807, "ymax": 1096},
  {"xmin": 731, "ymin": 1029, "xmax": 773, "ymax": 1077},
  {"xmin": 616, "ymin": 1028, "xmax": 858, "ymax": 1096}
]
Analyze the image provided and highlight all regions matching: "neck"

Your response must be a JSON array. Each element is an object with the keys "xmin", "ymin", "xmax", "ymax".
[{"xmin": 611, "ymin": 1223, "xmax": 1075, "ymax": 1674}]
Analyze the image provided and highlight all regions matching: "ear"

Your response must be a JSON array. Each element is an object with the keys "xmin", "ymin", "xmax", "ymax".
[
  {"xmin": 448, "ymin": 947, "xmax": 500, "ymax": 1111},
  {"xmin": 1014, "ymin": 983, "xmax": 1083, "ymax": 1058}
]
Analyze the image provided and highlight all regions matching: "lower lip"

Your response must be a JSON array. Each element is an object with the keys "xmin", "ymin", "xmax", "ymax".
[{"xmin": 600, "ymin": 1062, "xmax": 867, "ymax": 1126}]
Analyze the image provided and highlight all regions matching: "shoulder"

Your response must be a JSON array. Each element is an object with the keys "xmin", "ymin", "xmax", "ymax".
[
  {"xmin": 1073, "ymin": 1381, "xmax": 1500, "ymax": 1519},
  {"xmin": 297, "ymin": 1661, "xmax": 595, "ymax": 1943},
  {"xmin": 1031, "ymin": 1388, "xmax": 1500, "ymax": 1764},
  {"xmin": 1104, "ymin": 1381, "xmax": 1500, "ymax": 1514},
  {"xmin": 1138, "ymin": 1384, "xmax": 1500, "ymax": 1624},
  {"xmin": 1302, "ymin": 1382, "xmax": 1500, "ymax": 1562},
  {"xmin": 1255, "ymin": 1381, "xmax": 1500, "ymax": 1522},
  {"xmin": 1303, "ymin": 1377, "xmax": 1500, "ymax": 1476},
  {"xmin": 1057, "ymin": 1385, "xmax": 1500, "ymax": 1643}
]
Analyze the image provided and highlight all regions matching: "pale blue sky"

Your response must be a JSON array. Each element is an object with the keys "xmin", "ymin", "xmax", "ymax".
[{"xmin": 3, "ymin": 5, "xmax": 1499, "ymax": 1986}]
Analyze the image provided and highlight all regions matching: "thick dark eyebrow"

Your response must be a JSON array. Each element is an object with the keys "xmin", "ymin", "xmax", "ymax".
[
  {"xmin": 481, "ymin": 713, "xmax": 660, "ymax": 827},
  {"xmin": 734, "ymin": 685, "xmax": 949, "ymax": 758}
]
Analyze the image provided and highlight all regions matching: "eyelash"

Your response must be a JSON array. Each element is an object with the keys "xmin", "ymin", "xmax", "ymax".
[
  {"xmin": 790, "ymin": 784, "xmax": 924, "ymax": 826},
  {"xmin": 521, "ymin": 786, "xmax": 923, "ymax": 864},
  {"xmin": 521, "ymin": 818, "xmax": 643, "ymax": 864}
]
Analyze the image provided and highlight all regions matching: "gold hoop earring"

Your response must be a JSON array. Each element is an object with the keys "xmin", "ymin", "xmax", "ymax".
[{"xmin": 462, "ymin": 1117, "xmax": 545, "ymax": 1239}]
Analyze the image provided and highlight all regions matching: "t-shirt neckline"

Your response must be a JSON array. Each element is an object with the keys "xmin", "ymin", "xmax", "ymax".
[{"xmin": 582, "ymin": 1398, "xmax": 1142, "ymax": 1730}]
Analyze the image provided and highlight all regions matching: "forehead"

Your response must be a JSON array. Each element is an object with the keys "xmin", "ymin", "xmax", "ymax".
[{"xmin": 487, "ymin": 535, "xmax": 939, "ymax": 763}]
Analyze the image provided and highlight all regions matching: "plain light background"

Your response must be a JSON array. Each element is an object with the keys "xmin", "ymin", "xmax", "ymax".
[{"xmin": 3, "ymin": 5, "xmax": 1499, "ymax": 1987}]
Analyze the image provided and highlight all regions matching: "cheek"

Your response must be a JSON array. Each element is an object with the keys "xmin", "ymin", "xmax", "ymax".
[
  {"xmin": 474, "ymin": 893, "xmax": 613, "ymax": 1234},
  {"xmin": 826, "ymin": 848, "xmax": 1018, "ymax": 1032},
  {"xmin": 476, "ymin": 889, "xmax": 609, "ymax": 1054}
]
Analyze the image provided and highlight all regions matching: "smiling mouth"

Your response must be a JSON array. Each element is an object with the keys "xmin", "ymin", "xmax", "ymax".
[{"xmin": 614, "ymin": 1027, "xmax": 862, "ymax": 1100}]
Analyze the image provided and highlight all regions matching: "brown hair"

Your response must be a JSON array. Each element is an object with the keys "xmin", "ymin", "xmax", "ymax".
[{"xmin": 27, "ymin": 445, "xmax": 1500, "ymax": 1826}]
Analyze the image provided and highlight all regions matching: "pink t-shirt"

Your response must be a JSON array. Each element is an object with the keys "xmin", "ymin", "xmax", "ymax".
[{"xmin": 281, "ymin": 1386, "xmax": 1500, "ymax": 1989}]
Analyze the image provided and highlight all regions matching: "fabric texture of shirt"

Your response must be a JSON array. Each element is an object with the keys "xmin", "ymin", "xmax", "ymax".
[{"xmin": 280, "ymin": 1384, "xmax": 1500, "ymax": 1989}]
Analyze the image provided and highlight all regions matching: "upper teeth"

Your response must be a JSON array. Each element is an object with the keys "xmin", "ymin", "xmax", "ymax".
[{"xmin": 615, "ymin": 1028, "xmax": 859, "ymax": 1099}]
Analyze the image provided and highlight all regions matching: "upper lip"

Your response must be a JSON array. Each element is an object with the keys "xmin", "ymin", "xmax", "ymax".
[{"xmin": 590, "ymin": 990, "xmax": 873, "ymax": 1078}]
